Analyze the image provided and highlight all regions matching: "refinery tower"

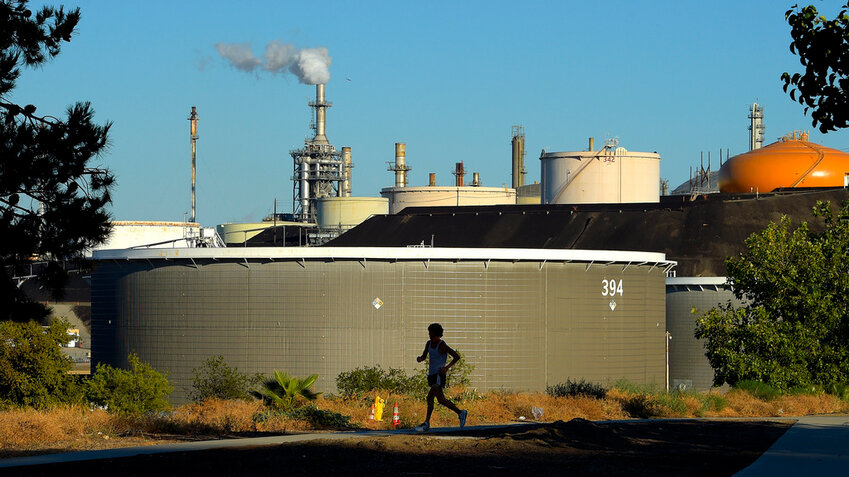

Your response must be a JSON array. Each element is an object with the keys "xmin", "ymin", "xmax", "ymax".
[{"xmin": 290, "ymin": 84, "xmax": 352, "ymax": 223}]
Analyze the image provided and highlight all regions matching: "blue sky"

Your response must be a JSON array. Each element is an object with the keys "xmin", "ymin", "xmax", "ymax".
[{"xmin": 12, "ymin": 0, "xmax": 849, "ymax": 226}]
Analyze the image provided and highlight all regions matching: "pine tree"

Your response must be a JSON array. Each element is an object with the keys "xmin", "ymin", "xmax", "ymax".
[
  {"xmin": 0, "ymin": 1, "xmax": 114, "ymax": 322},
  {"xmin": 782, "ymin": 3, "xmax": 849, "ymax": 132}
]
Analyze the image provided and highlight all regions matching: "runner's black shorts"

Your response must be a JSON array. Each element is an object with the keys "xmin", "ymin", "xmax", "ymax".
[{"xmin": 427, "ymin": 372, "xmax": 448, "ymax": 388}]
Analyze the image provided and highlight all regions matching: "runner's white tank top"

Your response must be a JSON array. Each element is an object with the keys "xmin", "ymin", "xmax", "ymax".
[{"xmin": 428, "ymin": 340, "xmax": 447, "ymax": 375}]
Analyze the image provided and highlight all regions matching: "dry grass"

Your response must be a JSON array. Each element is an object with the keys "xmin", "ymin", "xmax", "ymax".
[{"xmin": 0, "ymin": 387, "xmax": 846, "ymax": 458}]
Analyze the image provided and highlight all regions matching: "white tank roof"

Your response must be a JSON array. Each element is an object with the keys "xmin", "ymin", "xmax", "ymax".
[{"xmin": 92, "ymin": 246, "xmax": 676, "ymax": 269}]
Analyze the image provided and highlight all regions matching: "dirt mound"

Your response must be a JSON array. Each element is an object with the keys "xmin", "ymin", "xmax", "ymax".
[{"xmin": 504, "ymin": 418, "xmax": 629, "ymax": 449}]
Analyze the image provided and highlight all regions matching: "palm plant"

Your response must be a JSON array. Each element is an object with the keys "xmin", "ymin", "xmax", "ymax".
[{"xmin": 252, "ymin": 371, "xmax": 321, "ymax": 411}]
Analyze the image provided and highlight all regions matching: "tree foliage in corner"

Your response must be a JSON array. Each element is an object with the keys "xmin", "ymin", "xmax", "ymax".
[
  {"xmin": 782, "ymin": 3, "xmax": 849, "ymax": 132},
  {"xmin": 0, "ymin": 0, "xmax": 114, "ymax": 322},
  {"xmin": 0, "ymin": 319, "xmax": 77, "ymax": 408},
  {"xmin": 695, "ymin": 200, "xmax": 849, "ymax": 390}
]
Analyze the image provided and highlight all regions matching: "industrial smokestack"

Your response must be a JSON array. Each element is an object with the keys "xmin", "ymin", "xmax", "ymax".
[
  {"xmin": 342, "ymin": 147, "xmax": 352, "ymax": 196},
  {"xmin": 511, "ymin": 126, "xmax": 525, "ymax": 189},
  {"xmin": 312, "ymin": 84, "xmax": 329, "ymax": 145},
  {"xmin": 429, "ymin": 173, "xmax": 436, "ymax": 186},
  {"xmin": 589, "ymin": 137, "xmax": 594, "ymax": 152},
  {"xmin": 188, "ymin": 106, "xmax": 199, "ymax": 223},
  {"xmin": 472, "ymin": 172, "xmax": 480, "ymax": 186},
  {"xmin": 454, "ymin": 162, "xmax": 465, "ymax": 187},
  {"xmin": 394, "ymin": 143, "xmax": 407, "ymax": 187}
]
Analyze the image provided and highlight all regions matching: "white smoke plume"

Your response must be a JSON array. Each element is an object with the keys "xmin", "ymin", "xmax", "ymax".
[
  {"xmin": 214, "ymin": 43, "xmax": 261, "ymax": 72},
  {"xmin": 215, "ymin": 40, "xmax": 331, "ymax": 85}
]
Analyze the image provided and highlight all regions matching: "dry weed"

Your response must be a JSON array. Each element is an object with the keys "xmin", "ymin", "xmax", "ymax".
[
  {"xmin": 774, "ymin": 394, "xmax": 847, "ymax": 416},
  {"xmin": 725, "ymin": 390, "xmax": 781, "ymax": 417},
  {"xmin": 169, "ymin": 398, "xmax": 262, "ymax": 434}
]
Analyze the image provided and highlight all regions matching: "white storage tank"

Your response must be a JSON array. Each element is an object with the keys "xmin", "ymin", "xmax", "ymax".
[
  {"xmin": 91, "ymin": 221, "xmax": 205, "ymax": 252},
  {"xmin": 541, "ymin": 144, "xmax": 660, "ymax": 204},
  {"xmin": 316, "ymin": 197, "xmax": 389, "ymax": 230},
  {"xmin": 380, "ymin": 186, "xmax": 516, "ymax": 214}
]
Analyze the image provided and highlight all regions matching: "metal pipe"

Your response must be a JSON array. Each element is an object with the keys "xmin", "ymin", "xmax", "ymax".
[
  {"xmin": 313, "ymin": 84, "xmax": 328, "ymax": 145},
  {"xmin": 429, "ymin": 173, "xmax": 436, "ymax": 186},
  {"xmin": 188, "ymin": 106, "xmax": 198, "ymax": 223},
  {"xmin": 589, "ymin": 137, "xmax": 594, "ymax": 152},
  {"xmin": 300, "ymin": 162, "xmax": 309, "ymax": 220},
  {"xmin": 342, "ymin": 147, "xmax": 352, "ymax": 196},
  {"xmin": 511, "ymin": 126, "xmax": 525, "ymax": 188},
  {"xmin": 454, "ymin": 162, "xmax": 465, "ymax": 187},
  {"xmin": 395, "ymin": 143, "xmax": 407, "ymax": 187},
  {"xmin": 472, "ymin": 172, "xmax": 480, "ymax": 186}
]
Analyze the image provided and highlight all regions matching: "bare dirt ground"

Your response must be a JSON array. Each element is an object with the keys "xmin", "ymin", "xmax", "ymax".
[{"xmin": 4, "ymin": 418, "xmax": 793, "ymax": 476}]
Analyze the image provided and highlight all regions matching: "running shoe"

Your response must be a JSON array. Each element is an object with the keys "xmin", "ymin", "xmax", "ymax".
[
  {"xmin": 458, "ymin": 410, "xmax": 468, "ymax": 428},
  {"xmin": 415, "ymin": 422, "xmax": 430, "ymax": 432}
]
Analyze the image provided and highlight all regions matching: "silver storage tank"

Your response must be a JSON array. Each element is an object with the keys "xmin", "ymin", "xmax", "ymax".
[{"xmin": 666, "ymin": 277, "xmax": 743, "ymax": 391}]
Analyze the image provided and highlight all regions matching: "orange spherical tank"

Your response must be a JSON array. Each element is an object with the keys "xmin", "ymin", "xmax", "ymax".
[{"xmin": 718, "ymin": 132, "xmax": 849, "ymax": 193}]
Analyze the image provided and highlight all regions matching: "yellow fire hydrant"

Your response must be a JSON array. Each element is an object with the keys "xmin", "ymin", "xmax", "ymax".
[{"xmin": 374, "ymin": 396, "xmax": 385, "ymax": 421}]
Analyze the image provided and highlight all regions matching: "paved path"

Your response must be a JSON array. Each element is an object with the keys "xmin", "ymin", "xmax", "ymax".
[
  {"xmin": 736, "ymin": 415, "xmax": 849, "ymax": 476},
  {"xmin": 2, "ymin": 416, "xmax": 847, "ymax": 473},
  {"xmin": 0, "ymin": 424, "xmax": 501, "ymax": 469}
]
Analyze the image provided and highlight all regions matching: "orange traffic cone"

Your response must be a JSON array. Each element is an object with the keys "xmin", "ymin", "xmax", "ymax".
[
  {"xmin": 368, "ymin": 404, "xmax": 375, "ymax": 420},
  {"xmin": 392, "ymin": 402, "xmax": 400, "ymax": 429}
]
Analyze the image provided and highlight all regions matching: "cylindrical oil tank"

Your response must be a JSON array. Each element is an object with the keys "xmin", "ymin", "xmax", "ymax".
[
  {"xmin": 92, "ymin": 247, "xmax": 673, "ymax": 403},
  {"xmin": 217, "ymin": 221, "xmax": 305, "ymax": 245},
  {"xmin": 666, "ymin": 277, "xmax": 743, "ymax": 391},
  {"xmin": 315, "ymin": 197, "xmax": 389, "ymax": 230},
  {"xmin": 380, "ymin": 186, "xmax": 516, "ymax": 214},
  {"xmin": 718, "ymin": 132, "xmax": 849, "ymax": 193},
  {"xmin": 541, "ymin": 147, "xmax": 660, "ymax": 204},
  {"xmin": 95, "ymin": 221, "xmax": 201, "ymax": 250}
]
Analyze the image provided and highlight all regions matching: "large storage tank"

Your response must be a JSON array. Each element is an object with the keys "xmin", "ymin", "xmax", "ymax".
[
  {"xmin": 92, "ymin": 221, "xmax": 203, "ymax": 251},
  {"xmin": 217, "ymin": 220, "xmax": 308, "ymax": 245},
  {"xmin": 719, "ymin": 131, "xmax": 849, "ymax": 193},
  {"xmin": 92, "ymin": 247, "xmax": 673, "ymax": 403},
  {"xmin": 315, "ymin": 197, "xmax": 389, "ymax": 230},
  {"xmin": 380, "ymin": 186, "xmax": 516, "ymax": 214},
  {"xmin": 541, "ymin": 145, "xmax": 661, "ymax": 204},
  {"xmin": 666, "ymin": 277, "xmax": 743, "ymax": 391}
]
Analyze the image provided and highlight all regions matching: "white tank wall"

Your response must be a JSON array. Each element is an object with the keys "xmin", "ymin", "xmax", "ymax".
[
  {"xmin": 92, "ymin": 221, "xmax": 202, "ymax": 251},
  {"xmin": 316, "ymin": 197, "xmax": 389, "ymax": 229},
  {"xmin": 380, "ymin": 186, "xmax": 516, "ymax": 214},
  {"xmin": 541, "ymin": 149, "xmax": 660, "ymax": 204},
  {"xmin": 217, "ymin": 221, "xmax": 308, "ymax": 244}
]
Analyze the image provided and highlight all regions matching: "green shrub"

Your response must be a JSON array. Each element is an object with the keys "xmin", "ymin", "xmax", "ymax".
[
  {"xmin": 85, "ymin": 353, "xmax": 173, "ymax": 414},
  {"xmin": 337, "ymin": 351, "xmax": 475, "ymax": 399},
  {"xmin": 286, "ymin": 404, "xmax": 355, "ymax": 429},
  {"xmin": 0, "ymin": 319, "xmax": 79, "ymax": 408},
  {"xmin": 733, "ymin": 380, "xmax": 782, "ymax": 401},
  {"xmin": 697, "ymin": 393, "xmax": 729, "ymax": 415},
  {"xmin": 336, "ymin": 366, "xmax": 425, "ymax": 398},
  {"xmin": 546, "ymin": 379, "xmax": 607, "ymax": 399},
  {"xmin": 652, "ymin": 391, "xmax": 690, "ymax": 415},
  {"xmin": 188, "ymin": 355, "xmax": 263, "ymax": 402},
  {"xmin": 824, "ymin": 383, "xmax": 849, "ymax": 401},
  {"xmin": 622, "ymin": 394, "xmax": 664, "ymax": 419},
  {"xmin": 251, "ymin": 371, "xmax": 320, "ymax": 411},
  {"xmin": 788, "ymin": 384, "xmax": 826, "ymax": 396},
  {"xmin": 611, "ymin": 378, "xmax": 661, "ymax": 394}
]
